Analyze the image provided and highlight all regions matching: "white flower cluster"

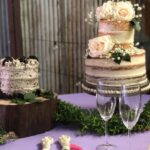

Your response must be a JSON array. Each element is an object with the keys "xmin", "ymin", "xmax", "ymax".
[
  {"xmin": 85, "ymin": 11, "xmax": 96, "ymax": 25},
  {"xmin": 59, "ymin": 135, "xmax": 71, "ymax": 150},
  {"xmin": 42, "ymin": 136, "xmax": 54, "ymax": 150},
  {"xmin": 134, "ymin": 3, "xmax": 143, "ymax": 19},
  {"xmin": 41, "ymin": 135, "xmax": 71, "ymax": 150},
  {"xmin": 96, "ymin": 1, "xmax": 135, "ymax": 21}
]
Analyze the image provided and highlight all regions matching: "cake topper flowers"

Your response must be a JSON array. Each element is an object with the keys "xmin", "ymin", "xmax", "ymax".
[
  {"xmin": 86, "ymin": 0, "xmax": 143, "ymax": 31},
  {"xmin": 85, "ymin": 0, "xmax": 144, "ymax": 64},
  {"xmin": 96, "ymin": 1, "xmax": 135, "ymax": 21}
]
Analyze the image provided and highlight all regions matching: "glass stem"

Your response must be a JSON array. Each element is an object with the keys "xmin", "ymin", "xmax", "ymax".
[
  {"xmin": 105, "ymin": 120, "xmax": 108, "ymax": 145},
  {"xmin": 128, "ymin": 129, "xmax": 131, "ymax": 150}
]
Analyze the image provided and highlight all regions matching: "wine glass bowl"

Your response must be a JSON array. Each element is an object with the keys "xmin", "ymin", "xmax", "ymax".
[
  {"xmin": 96, "ymin": 81, "xmax": 117, "ymax": 150},
  {"xmin": 119, "ymin": 84, "xmax": 142, "ymax": 130},
  {"xmin": 119, "ymin": 84, "xmax": 142, "ymax": 150},
  {"xmin": 97, "ymin": 96, "xmax": 116, "ymax": 122}
]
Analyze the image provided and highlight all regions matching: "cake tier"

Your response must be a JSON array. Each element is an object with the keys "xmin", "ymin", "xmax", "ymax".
[
  {"xmin": 85, "ymin": 50, "xmax": 145, "ymax": 79},
  {"xmin": 0, "ymin": 57, "xmax": 39, "ymax": 95},
  {"xmin": 98, "ymin": 20, "xmax": 135, "ymax": 44},
  {"xmin": 0, "ymin": 78, "xmax": 39, "ymax": 94},
  {"xmin": 0, "ymin": 67, "xmax": 38, "ymax": 79},
  {"xmin": 84, "ymin": 49, "xmax": 150, "ymax": 95}
]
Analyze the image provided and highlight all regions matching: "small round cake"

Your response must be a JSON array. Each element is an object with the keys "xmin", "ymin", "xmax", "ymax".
[{"xmin": 0, "ymin": 56, "xmax": 39, "ymax": 95}]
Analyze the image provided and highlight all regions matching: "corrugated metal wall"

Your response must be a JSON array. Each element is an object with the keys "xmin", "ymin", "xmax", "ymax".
[
  {"xmin": 20, "ymin": 0, "xmax": 99, "ymax": 94},
  {"xmin": 0, "ymin": 0, "xmax": 148, "ymax": 94},
  {"xmin": 0, "ymin": 0, "xmax": 11, "ymax": 57}
]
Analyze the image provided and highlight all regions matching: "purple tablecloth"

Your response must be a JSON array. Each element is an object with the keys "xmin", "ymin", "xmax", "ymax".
[{"xmin": 0, "ymin": 93, "xmax": 150, "ymax": 150}]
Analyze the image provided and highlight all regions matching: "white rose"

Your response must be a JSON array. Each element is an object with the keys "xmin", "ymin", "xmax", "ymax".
[
  {"xmin": 96, "ymin": 1, "xmax": 115, "ymax": 20},
  {"xmin": 114, "ymin": 1, "xmax": 135, "ymax": 21},
  {"xmin": 88, "ymin": 35, "xmax": 114, "ymax": 57}
]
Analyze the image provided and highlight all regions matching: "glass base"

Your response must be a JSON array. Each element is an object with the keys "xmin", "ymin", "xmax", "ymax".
[{"xmin": 96, "ymin": 143, "xmax": 117, "ymax": 150}]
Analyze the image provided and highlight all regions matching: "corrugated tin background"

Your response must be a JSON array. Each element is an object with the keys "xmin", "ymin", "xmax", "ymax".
[
  {"xmin": 0, "ymin": 0, "xmax": 11, "ymax": 57},
  {"xmin": 20, "ymin": 0, "xmax": 100, "ymax": 94},
  {"xmin": 0, "ymin": 0, "xmax": 150, "ymax": 94}
]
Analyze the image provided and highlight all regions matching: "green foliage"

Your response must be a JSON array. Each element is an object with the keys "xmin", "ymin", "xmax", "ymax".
[
  {"xmin": 24, "ymin": 93, "xmax": 36, "ymax": 101},
  {"xmin": 11, "ymin": 93, "xmax": 37, "ymax": 105},
  {"xmin": 111, "ymin": 50, "xmax": 131, "ymax": 64},
  {"xmin": 56, "ymin": 100, "xmax": 150, "ymax": 135},
  {"xmin": 11, "ymin": 90, "xmax": 55, "ymax": 105},
  {"xmin": 130, "ymin": 18, "xmax": 141, "ymax": 32},
  {"xmin": 40, "ymin": 90, "xmax": 55, "ymax": 99},
  {"xmin": 0, "ymin": 128, "xmax": 6, "ymax": 145}
]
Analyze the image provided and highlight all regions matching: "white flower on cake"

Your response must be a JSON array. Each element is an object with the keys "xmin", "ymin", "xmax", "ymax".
[
  {"xmin": 95, "ymin": 1, "xmax": 135, "ymax": 21},
  {"xmin": 114, "ymin": 1, "xmax": 135, "ymax": 21},
  {"xmin": 96, "ymin": 1, "xmax": 115, "ymax": 20},
  {"xmin": 88, "ymin": 35, "xmax": 114, "ymax": 57}
]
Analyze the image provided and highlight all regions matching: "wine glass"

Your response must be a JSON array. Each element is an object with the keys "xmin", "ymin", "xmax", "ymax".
[
  {"xmin": 96, "ymin": 81, "xmax": 117, "ymax": 150},
  {"xmin": 119, "ymin": 84, "xmax": 142, "ymax": 150}
]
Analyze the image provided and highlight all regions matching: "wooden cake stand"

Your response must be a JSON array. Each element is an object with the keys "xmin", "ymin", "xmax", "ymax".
[{"xmin": 0, "ymin": 97, "xmax": 57, "ymax": 138}]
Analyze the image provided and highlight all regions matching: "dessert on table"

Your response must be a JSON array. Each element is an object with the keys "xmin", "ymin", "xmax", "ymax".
[
  {"xmin": 82, "ymin": 0, "xmax": 150, "ymax": 95},
  {"xmin": 0, "ymin": 56, "xmax": 57, "ymax": 138}
]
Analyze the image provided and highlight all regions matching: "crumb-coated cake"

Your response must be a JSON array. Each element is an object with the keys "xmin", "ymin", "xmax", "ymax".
[
  {"xmin": 0, "ymin": 56, "xmax": 39, "ymax": 95},
  {"xmin": 82, "ymin": 1, "xmax": 150, "ymax": 94}
]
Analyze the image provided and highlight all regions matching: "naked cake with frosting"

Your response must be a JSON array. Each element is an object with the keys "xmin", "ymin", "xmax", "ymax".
[
  {"xmin": 0, "ymin": 56, "xmax": 39, "ymax": 95},
  {"xmin": 83, "ymin": 1, "xmax": 150, "ymax": 94}
]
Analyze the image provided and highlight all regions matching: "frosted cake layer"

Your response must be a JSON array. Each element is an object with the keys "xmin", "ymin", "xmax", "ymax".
[{"xmin": 0, "ymin": 57, "xmax": 39, "ymax": 95}]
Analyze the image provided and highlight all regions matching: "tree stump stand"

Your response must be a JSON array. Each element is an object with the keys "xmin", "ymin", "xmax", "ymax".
[{"xmin": 0, "ymin": 97, "xmax": 57, "ymax": 138}]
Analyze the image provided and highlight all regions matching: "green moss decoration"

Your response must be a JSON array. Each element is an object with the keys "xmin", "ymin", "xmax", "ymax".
[{"xmin": 56, "ymin": 100, "xmax": 150, "ymax": 135}]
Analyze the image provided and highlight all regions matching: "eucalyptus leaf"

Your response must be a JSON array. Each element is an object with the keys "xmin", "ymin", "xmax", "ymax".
[
  {"xmin": 11, "ymin": 90, "xmax": 56, "ymax": 104},
  {"xmin": 11, "ymin": 98, "xmax": 26, "ymax": 105},
  {"xmin": 24, "ymin": 93, "xmax": 36, "ymax": 101},
  {"xmin": 123, "ymin": 53, "xmax": 131, "ymax": 62},
  {"xmin": 130, "ymin": 19, "xmax": 141, "ymax": 32},
  {"xmin": 114, "ymin": 58, "xmax": 122, "ymax": 64},
  {"xmin": 111, "ymin": 49, "xmax": 131, "ymax": 64}
]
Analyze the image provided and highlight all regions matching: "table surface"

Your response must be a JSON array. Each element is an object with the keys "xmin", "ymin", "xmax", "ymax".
[{"xmin": 0, "ymin": 93, "xmax": 150, "ymax": 150}]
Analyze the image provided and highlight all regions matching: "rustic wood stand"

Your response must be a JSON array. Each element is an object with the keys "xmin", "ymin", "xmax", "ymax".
[{"xmin": 0, "ymin": 97, "xmax": 57, "ymax": 138}]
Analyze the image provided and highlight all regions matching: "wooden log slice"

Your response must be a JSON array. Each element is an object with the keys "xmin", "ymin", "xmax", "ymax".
[{"xmin": 0, "ymin": 97, "xmax": 58, "ymax": 138}]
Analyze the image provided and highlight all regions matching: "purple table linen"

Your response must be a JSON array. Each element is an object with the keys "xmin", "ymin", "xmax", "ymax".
[{"xmin": 0, "ymin": 93, "xmax": 150, "ymax": 150}]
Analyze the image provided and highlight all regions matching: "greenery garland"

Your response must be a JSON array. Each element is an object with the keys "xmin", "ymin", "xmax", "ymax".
[{"xmin": 56, "ymin": 100, "xmax": 150, "ymax": 135}]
